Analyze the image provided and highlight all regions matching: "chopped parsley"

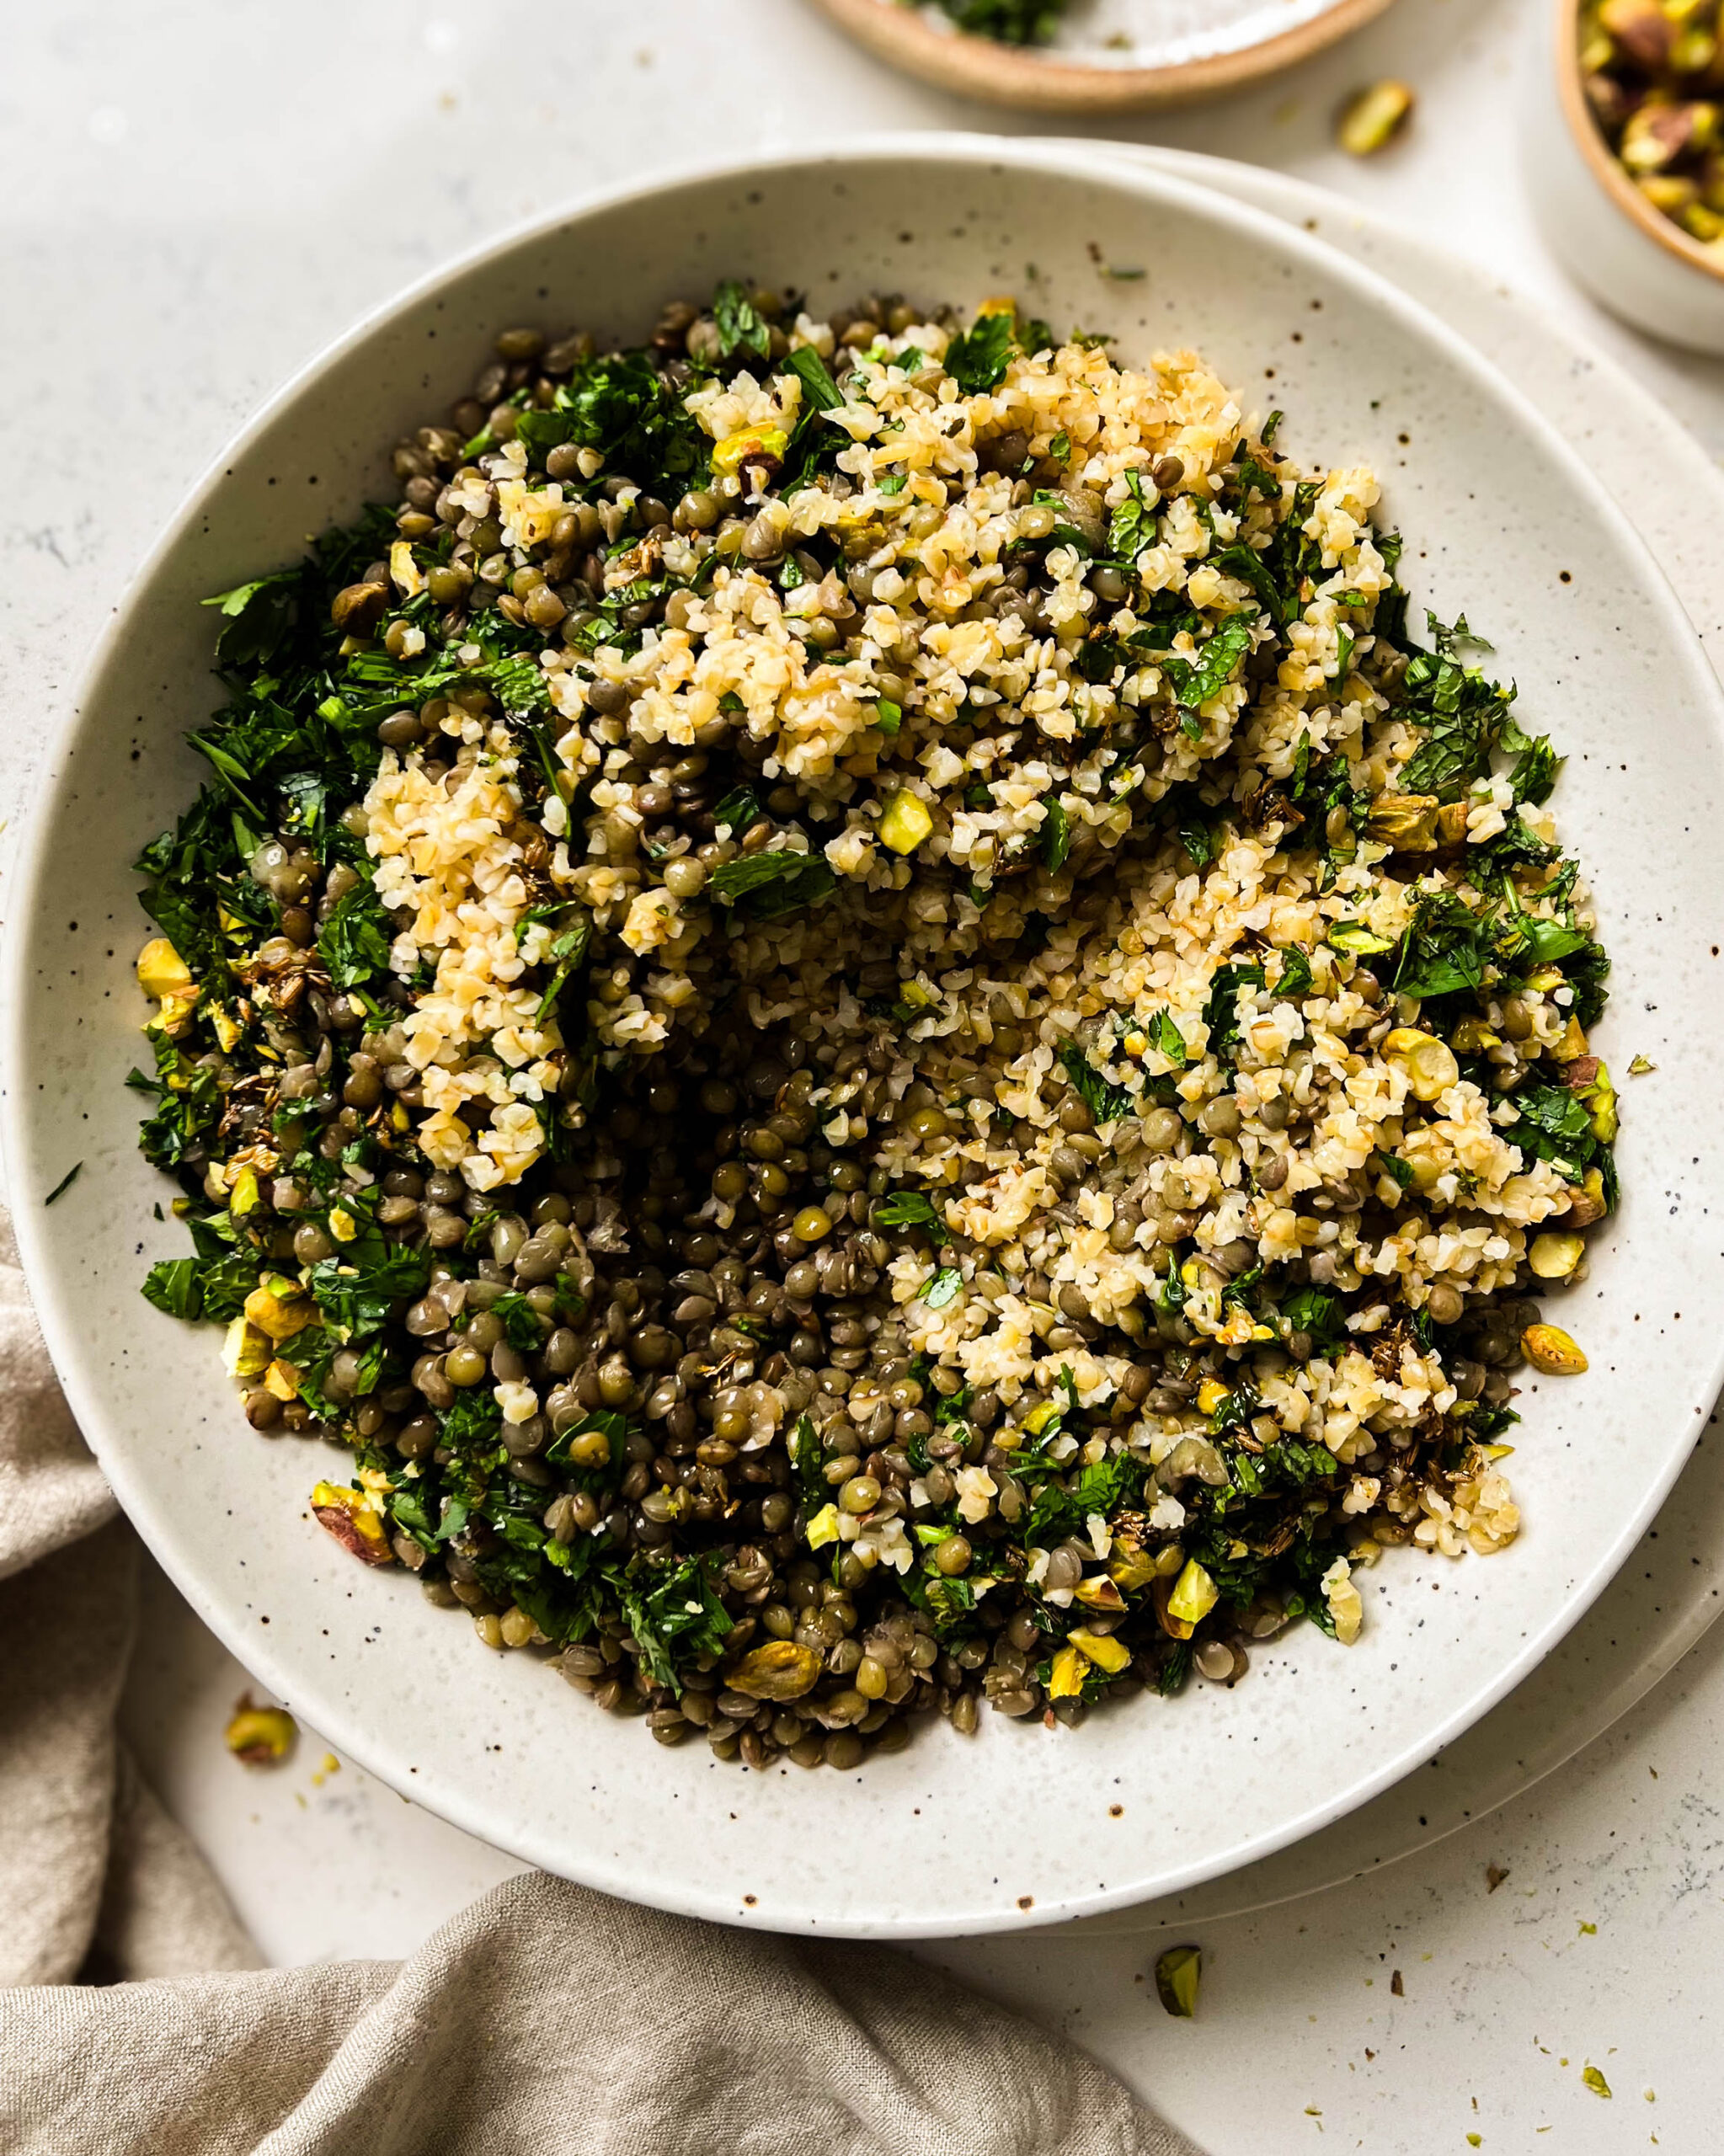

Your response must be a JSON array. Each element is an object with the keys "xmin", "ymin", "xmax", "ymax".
[
  {"xmin": 43, "ymin": 1162, "xmax": 83, "ymax": 1206},
  {"xmin": 922, "ymin": 1266, "xmax": 963, "ymax": 1309},
  {"xmin": 1202, "ymin": 961, "xmax": 1268, "ymax": 1059},
  {"xmin": 1153, "ymin": 613, "xmax": 1257, "ymax": 733},
  {"xmin": 315, "ymin": 877, "xmax": 393, "ymax": 990},
  {"xmin": 1058, "ymin": 1039, "xmax": 1135, "ymax": 1125},
  {"xmin": 707, "ymin": 849, "xmax": 837, "ymax": 919},
  {"xmin": 876, "ymin": 1191, "xmax": 943, "ymax": 1230},
  {"xmin": 945, "ymin": 309, "xmax": 1020, "ymax": 393},
  {"xmin": 1108, "ymin": 469, "xmax": 1156, "ymax": 565},
  {"xmin": 1041, "ymin": 795, "xmax": 1072, "ymax": 871},
  {"xmin": 713, "ymin": 279, "xmax": 771, "ymax": 362},
  {"xmin": 941, "ymin": 0, "xmax": 1069, "ymax": 42}
]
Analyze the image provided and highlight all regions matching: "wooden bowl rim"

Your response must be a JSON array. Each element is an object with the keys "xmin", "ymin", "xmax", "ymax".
[
  {"xmin": 1554, "ymin": 0, "xmax": 1724, "ymax": 286},
  {"xmin": 809, "ymin": 0, "xmax": 1397, "ymax": 113}
]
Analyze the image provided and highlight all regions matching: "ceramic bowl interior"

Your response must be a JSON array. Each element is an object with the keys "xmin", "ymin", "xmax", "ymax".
[
  {"xmin": 9, "ymin": 137, "xmax": 1724, "ymax": 1938},
  {"xmin": 1554, "ymin": 0, "xmax": 1724, "ymax": 286}
]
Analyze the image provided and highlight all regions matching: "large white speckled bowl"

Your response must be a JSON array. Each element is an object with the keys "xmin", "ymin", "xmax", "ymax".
[{"xmin": 8, "ymin": 138, "xmax": 1724, "ymax": 1939}]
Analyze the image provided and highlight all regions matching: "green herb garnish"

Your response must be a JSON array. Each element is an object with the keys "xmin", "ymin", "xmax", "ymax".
[{"xmin": 707, "ymin": 849, "xmax": 837, "ymax": 919}]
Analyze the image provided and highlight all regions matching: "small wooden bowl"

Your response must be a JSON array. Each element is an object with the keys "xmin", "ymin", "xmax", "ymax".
[
  {"xmin": 1524, "ymin": 0, "xmax": 1724, "ymax": 351},
  {"xmin": 809, "ymin": 0, "xmax": 1396, "ymax": 113}
]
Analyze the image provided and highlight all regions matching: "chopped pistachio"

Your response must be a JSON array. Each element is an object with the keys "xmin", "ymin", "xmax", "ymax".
[
  {"xmin": 1599, "ymin": 0, "xmax": 1673, "ymax": 72},
  {"xmin": 136, "ymin": 937, "xmax": 194, "ymax": 1002},
  {"xmin": 1621, "ymin": 99, "xmax": 1707, "ymax": 171},
  {"xmin": 222, "ymin": 1315, "xmax": 272, "ymax": 1380},
  {"xmin": 1640, "ymin": 169, "xmax": 1700, "ymax": 212},
  {"xmin": 1047, "ymin": 1644, "xmax": 1086, "ymax": 1699},
  {"xmin": 224, "ymin": 1700, "xmax": 297, "ymax": 1766},
  {"xmin": 1566, "ymin": 1167, "xmax": 1608, "ymax": 1228},
  {"xmin": 243, "ymin": 1283, "xmax": 313, "ymax": 1341},
  {"xmin": 726, "ymin": 1641, "xmax": 824, "ymax": 1700},
  {"xmin": 1108, "ymin": 1539, "xmax": 1158, "ymax": 1592},
  {"xmin": 147, "ymin": 990, "xmax": 198, "ymax": 1040},
  {"xmin": 388, "ymin": 537, "xmax": 424, "ymax": 598},
  {"xmin": 1364, "ymin": 792, "xmax": 1438, "ymax": 850},
  {"xmin": 263, "ymin": 1358, "xmax": 302, "ymax": 1401},
  {"xmin": 1069, "ymin": 1626, "xmax": 1132, "ymax": 1674},
  {"xmin": 1327, "ymin": 920, "xmax": 1396, "ymax": 954},
  {"xmin": 310, "ymin": 1482, "xmax": 395, "ymax": 1565},
  {"xmin": 1167, "ymin": 1557, "xmax": 1219, "ymax": 1627},
  {"xmin": 1384, "ymin": 1027, "xmax": 1460, "ymax": 1103},
  {"xmin": 1522, "ymin": 1322, "xmax": 1588, "ymax": 1375},
  {"xmin": 1628, "ymin": 1053, "xmax": 1657, "ymax": 1075},
  {"xmin": 879, "ymin": 788, "xmax": 934, "ymax": 854},
  {"xmin": 1155, "ymin": 1944, "xmax": 1202, "ymax": 2017},
  {"xmin": 713, "ymin": 424, "xmax": 788, "ymax": 478},
  {"xmin": 1588, "ymin": 1075, "xmax": 1619, "ymax": 1144},
  {"xmin": 1529, "ymin": 1230, "xmax": 1585, "ymax": 1279},
  {"xmin": 1583, "ymin": 2064, "xmax": 1612, "ymax": 2098},
  {"xmin": 1335, "ymin": 79, "xmax": 1415, "ymax": 157}
]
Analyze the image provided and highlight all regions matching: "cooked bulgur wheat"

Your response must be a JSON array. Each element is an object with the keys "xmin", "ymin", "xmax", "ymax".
[{"xmin": 131, "ymin": 283, "xmax": 1615, "ymax": 1769}]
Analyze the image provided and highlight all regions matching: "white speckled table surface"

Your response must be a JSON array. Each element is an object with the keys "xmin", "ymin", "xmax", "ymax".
[{"xmin": 3, "ymin": 2, "xmax": 1721, "ymax": 2149}]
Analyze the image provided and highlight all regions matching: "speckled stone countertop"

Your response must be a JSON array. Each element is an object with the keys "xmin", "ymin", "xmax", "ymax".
[{"xmin": 3, "ymin": 3, "xmax": 1721, "ymax": 2149}]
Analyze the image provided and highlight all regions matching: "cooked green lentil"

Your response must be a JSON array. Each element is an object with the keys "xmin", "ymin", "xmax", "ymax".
[{"xmin": 131, "ymin": 282, "xmax": 1616, "ymax": 1769}]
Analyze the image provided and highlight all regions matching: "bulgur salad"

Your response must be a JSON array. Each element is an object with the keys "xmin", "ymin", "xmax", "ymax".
[{"xmin": 130, "ymin": 284, "xmax": 1616, "ymax": 1771}]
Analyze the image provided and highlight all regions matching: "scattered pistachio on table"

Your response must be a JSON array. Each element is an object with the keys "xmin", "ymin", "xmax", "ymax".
[
  {"xmin": 1335, "ymin": 78, "xmax": 1416, "ymax": 156},
  {"xmin": 224, "ymin": 1696, "xmax": 297, "ymax": 1766},
  {"xmin": 1155, "ymin": 1944, "xmax": 1203, "ymax": 2017}
]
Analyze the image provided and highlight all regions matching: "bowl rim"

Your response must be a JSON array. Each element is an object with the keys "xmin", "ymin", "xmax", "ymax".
[
  {"xmin": 809, "ymin": 0, "xmax": 1396, "ymax": 112},
  {"xmin": 1553, "ymin": 0, "xmax": 1724, "ymax": 287},
  {"xmin": 8, "ymin": 131, "xmax": 1724, "ymax": 1935}
]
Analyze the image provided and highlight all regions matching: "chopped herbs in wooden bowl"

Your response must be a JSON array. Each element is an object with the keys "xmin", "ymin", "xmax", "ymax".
[
  {"xmin": 129, "ymin": 285, "xmax": 1616, "ymax": 1770},
  {"xmin": 937, "ymin": 0, "xmax": 1070, "ymax": 42}
]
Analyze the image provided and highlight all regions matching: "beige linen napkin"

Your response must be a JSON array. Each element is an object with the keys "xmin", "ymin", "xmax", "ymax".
[{"xmin": 0, "ymin": 1220, "xmax": 1201, "ymax": 2155}]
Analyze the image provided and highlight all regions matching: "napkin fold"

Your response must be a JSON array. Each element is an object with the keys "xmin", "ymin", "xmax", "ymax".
[{"xmin": 0, "ymin": 1220, "xmax": 1200, "ymax": 2155}]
